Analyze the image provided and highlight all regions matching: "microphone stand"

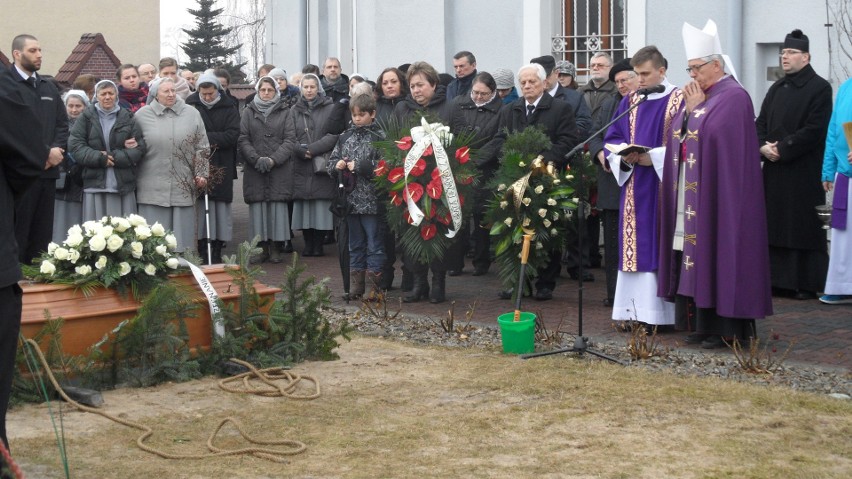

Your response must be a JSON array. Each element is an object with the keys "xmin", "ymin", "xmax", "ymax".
[{"xmin": 521, "ymin": 92, "xmax": 652, "ymax": 364}]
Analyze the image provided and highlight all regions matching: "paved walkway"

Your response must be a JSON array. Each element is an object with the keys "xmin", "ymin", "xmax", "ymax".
[{"xmin": 225, "ymin": 175, "xmax": 851, "ymax": 371}]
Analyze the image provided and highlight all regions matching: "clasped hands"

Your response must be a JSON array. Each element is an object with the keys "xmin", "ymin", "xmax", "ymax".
[{"xmin": 254, "ymin": 156, "xmax": 275, "ymax": 173}]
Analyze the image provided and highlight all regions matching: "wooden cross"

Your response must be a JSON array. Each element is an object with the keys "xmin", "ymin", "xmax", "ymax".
[
  {"xmin": 685, "ymin": 205, "xmax": 696, "ymax": 220},
  {"xmin": 693, "ymin": 108, "xmax": 707, "ymax": 118},
  {"xmin": 683, "ymin": 255, "xmax": 694, "ymax": 270},
  {"xmin": 686, "ymin": 153, "xmax": 697, "ymax": 169}
]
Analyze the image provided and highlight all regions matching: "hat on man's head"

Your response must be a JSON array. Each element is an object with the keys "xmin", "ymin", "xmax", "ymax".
[
  {"xmin": 530, "ymin": 55, "xmax": 556, "ymax": 76},
  {"xmin": 492, "ymin": 68, "xmax": 515, "ymax": 89},
  {"xmin": 555, "ymin": 60, "xmax": 576, "ymax": 78},
  {"xmin": 784, "ymin": 29, "xmax": 809, "ymax": 52},
  {"xmin": 682, "ymin": 19, "xmax": 738, "ymax": 80},
  {"xmin": 608, "ymin": 58, "xmax": 633, "ymax": 82}
]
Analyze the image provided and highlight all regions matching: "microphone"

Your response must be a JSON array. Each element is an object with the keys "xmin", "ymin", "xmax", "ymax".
[{"xmin": 637, "ymin": 84, "xmax": 666, "ymax": 96}]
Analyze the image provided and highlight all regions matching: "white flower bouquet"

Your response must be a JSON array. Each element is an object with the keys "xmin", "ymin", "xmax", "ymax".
[{"xmin": 26, "ymin": 214, "xmax": 182, "ymax": 298}]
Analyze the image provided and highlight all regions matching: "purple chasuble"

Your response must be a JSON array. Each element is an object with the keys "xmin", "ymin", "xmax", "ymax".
[
  {"xmin": 658, "ymin": 77, "xmax": 773, "ymax": 319},
  {"xmin": 832, "ymin": 172, "xmax": 848, "ymax": 230},
  {"xmin": 604, "ymin": 89, "xmax": 682, "ymax": 272}
]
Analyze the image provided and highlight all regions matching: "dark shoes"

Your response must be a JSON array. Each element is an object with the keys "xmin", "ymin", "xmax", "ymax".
[
  {"xmin": 472, "ymin": 267, "xmax": 488, "ymax": 276},
  {"xmin": 684, "ymin": 333, "xmax": 710, "ymax": 344},
  {"xmin": 498, "ymin": 288, "xmax": 513, "ymax": 300},
  {"xmin": 700, "ymin": 335, "xmax": 726, "ymax": 349},
  {"xmin": 534, "ymin": 288, "xmax": 553, "ymax": 301},
  {"xmin": 281, "ymin": 240, "xmax": 294, "ymax": 253},
  {"xmin": 793, "ymin": 290, "xmax": 817, "ymax": 300},
  {"xmin": 567, "ymin": 268, "xmax": 595, "ymax": 282},
  {"xmin": 447, "ymin": 269, "xmax": 463, "ymax": 277}
]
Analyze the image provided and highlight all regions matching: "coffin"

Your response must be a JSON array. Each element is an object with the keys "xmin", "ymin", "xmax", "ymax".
[{"xmin": 20, "ymin": 265, "xmax": 281, "ymax": 356}]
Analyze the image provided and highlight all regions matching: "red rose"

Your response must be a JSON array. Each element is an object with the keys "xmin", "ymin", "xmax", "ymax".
[
  {"xmin": 410, "ymin": 158, "xmax": 427, "ymax": 177},
  {"xmin": 431, "ymin": 167, "xmax": 441, "ymax": 180},
  {"xmin": 403, "ymin": 182, "xmax": 424, "ymax": 202},
  {"xmin": 420, "ymin": 223, "xmax": 437, "ymax": 241},
  {"xmin": 396, "ymin": 136, "xmax": 413, "ymax": 150},
  {"xmin": 455, "ymin": 146, "xmax": 470, "ymax": 164},
  {"xmin": 390, "ymin": 190, "xmax": 403, "ymax": 206},
  {"xmin": 427, "ymin": 178, "xmax": 443, "ymax": 199},
  {"xmin": 423, "ymin": 145, "xmax": 434, "ymax": 157},
  {"xmin": 388, "ymin": 167, "xmax": 405, "ymax": 183},
  {"xmin": 374, "ymin": 159, "xmax": 388, "ymax": 177}
]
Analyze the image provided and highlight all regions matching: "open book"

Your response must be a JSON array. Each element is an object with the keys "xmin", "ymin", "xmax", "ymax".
[{"xmin": 604, "ymin": 143, "xmax": 652, "ymax": 156}]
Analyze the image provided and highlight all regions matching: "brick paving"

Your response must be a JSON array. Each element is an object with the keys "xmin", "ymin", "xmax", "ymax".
[{"xmin": 225, "ymin": 175, "xmax": 851, "ymax": 371}]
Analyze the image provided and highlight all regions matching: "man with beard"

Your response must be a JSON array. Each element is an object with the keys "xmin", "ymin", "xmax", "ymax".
[
  {"xmin": 321, "ymin": 57, "xmax": 350, "ymax": 103},
  {"xmin": 579, "ymin": 52, "xmax": 618, "ymax": 122},
  {"xmin": 6, "ymin": 34, "xmax": 68, "ymax": 264},
  {"xmin": 0, "ymin": 54, "xmax": 50, "ymax": 457},
  {"xmin": 756, "ymin": 29, "xmax": 832, "ymax": 300}
]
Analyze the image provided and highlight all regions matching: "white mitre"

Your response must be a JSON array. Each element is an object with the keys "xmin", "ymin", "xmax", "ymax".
[{"xmin": 682, "ymin": 19, "xmax": 738, "ymax": 81}]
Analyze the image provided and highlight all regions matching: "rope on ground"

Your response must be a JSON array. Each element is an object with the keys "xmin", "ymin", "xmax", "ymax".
[
  {"xmin": 23, "ymin": 338, "xmax": 318, "ymax": 463},
  {"xmin": 217, "ymin": 358, "xmax": 321, "ymax": 399}
]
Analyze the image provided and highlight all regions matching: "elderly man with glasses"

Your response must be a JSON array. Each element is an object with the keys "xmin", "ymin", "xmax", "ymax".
[{"xmin": 658, "ymin": 20, "xmax": 773, "ymax": 349}]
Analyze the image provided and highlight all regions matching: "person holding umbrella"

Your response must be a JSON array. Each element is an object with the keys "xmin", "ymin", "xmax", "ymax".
[{"xmin": 329, "ymin": 93, "xmax": 386, "ymax": 299}]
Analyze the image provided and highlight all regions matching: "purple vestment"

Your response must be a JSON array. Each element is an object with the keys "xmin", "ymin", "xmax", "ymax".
[
  {"xmin": 658, "ymin": 77, "xmax": 773, "ymax": 319},
  {"xmin": 605, "ymin": 88, "xmax": 683, "ymax": 272}
]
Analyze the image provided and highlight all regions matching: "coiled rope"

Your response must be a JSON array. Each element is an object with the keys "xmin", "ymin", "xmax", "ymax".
[{"xmin": 22, "ymin": 338, "xmax": 320, "ymax": 464}]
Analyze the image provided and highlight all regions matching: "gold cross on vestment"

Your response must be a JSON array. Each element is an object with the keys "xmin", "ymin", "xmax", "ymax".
[
  {"xmin": 684, "ymin": 234, "xmax": 697, "ymax": 245},
  {"xmin": 686, "ymin": 129, "xmax": 699, "ymax": 142},
  {"xmin": 683, "ymin": 255, "xmax": 694, "ymax": 270},
  {"xmin": 686, "ymin": 153, "xmax": 697, "ymax": 168},
  {"xmin": 685, "ymin": 181, "xmax": 697, "ymax": 193},
  {"xmin": 693, "ymin": 108, "xmax": 707, "ymax": 118},
  {"xmin": 685, "ymin": 205, "xmax": 696, "ymax": 220}
]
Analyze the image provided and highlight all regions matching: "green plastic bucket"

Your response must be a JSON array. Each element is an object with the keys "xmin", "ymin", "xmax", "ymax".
[{"xmin": 497, "ymin": 312, "xmax": 536, "ymax": 354}]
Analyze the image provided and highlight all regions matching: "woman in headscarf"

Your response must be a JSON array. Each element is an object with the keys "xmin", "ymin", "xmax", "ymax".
[
  {"xmin": 285, "ymin": 73, "xmax": 344, "ymax": 257},
  {"xmin": 134, "ymin": 77, "xmax": 209, "ymax": 252},
  {"xmin": 238, "ymin": 76, "xmax": 296, "ymax": 263},
  {"xmin": 186, "ymin": 72, "xmax": 240, "ymax": 264},
  {"xmin": 68, "ymin": 80, "xmax": 146, "ymax": 222},
  {"xmin": 116, "ymin": 63, "xmax": 149, "ymax": 113},
  {"xmin": 53, "ymin": 90, "xmax": 89, "ymax": 243},
  {"xmin": 268, "ymin": 67, "xmax": 300, "ymax": 109}
]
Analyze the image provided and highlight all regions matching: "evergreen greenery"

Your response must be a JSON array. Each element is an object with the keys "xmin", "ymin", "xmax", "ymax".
[{"xmin": 181, "ymin": 0, "xmax": 246, "ymax": 82}]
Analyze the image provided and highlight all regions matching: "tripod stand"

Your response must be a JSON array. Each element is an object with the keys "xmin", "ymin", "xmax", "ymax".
[{"xmin": 521, "ymin": 92, "xmax": 653, "ymax": 364}]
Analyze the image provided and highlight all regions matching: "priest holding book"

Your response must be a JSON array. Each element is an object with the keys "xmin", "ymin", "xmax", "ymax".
[{"xmin": 603, "ymin": 45, "xmax": 682, "ymax": 328}]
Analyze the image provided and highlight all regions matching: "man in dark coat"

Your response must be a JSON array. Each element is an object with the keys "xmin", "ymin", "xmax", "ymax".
[
  {"xmin": 8, "ymin": 34, "xmax": 69, "ymax": 264},
  {"xmin": 186, "ymin": 72, "xmax": 242, "ymax": 263},
  {"xmin": 489, "ymin": 63, "xmax": 580, "ymax": 300},
  {"xmin": 0, "ymin": 64, "xmax": 50, "ymax": 453},
  {"xmin": 756, "ymin": 29, "xmax": 832, "ymax": 300},
  {"xmin": 320, "ymin": 57, "xmax": 350, "ymax": 104},
  {"xmin": 445, "ymin": 51, "xmax": 478, "ymax": 102}
]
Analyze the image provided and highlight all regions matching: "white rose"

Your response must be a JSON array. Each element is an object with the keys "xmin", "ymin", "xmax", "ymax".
[
  {"xmin": 54, "ymin": 247, "xmax": 69, "ymax": 260},
  {"xmin": 95, "ymin": 256, "xmax": 108, "ymax": 270},
  {"xmin": 106, "ymin": 234, "xmax": 124, "ymax": 253},
  {"xmin": 522, "ymin": 197, "xmax": 531, "ymax": 206},
  {"xmin": 497, "ymin": 184, "xmax": 506, "ymax": 192},
  {"xmin": 518, "ymin": 161, "xmax": 526, "ymax": 167},
  {"xmin": 135, "ymin": 225, "xmax": 151, "ymax": 240},
  {"xmin": 500, "ymin": 201, "xmax": 508, "ymax": 209},
  {"xmin": 67, "ymin": 224, "xmax": 82, "ymax": 237},
  {"xmin": 111, "ymin": 217, "xmax": 131, "ymax": 232},
  {"xmin": 166, "ymin": 257, "xmax": 180, "ymax": 269},
  {"xmin": 566, "ymin": 174, "xmax": 575, "ymax": 180},
  {"xmin": 66, "ymin": 233, "xmax": 84, "ymax": 248},
  {"xmin": 75, "ymin": 264, "xmax": 92, "ymax": 276},
  {"xmin": 130, "ymin": 241, "xmax": 144, "ymax": 259},
  {"xmin": 100, "ymin": 225, "xmax": 114, "ymax": 238},
  {"xmin": 47, "ymin": 242, "xmax": 59, "ymax": 255},
  {"xmin": 547, "ymin": 198, "xmax": 557, "ymax": 206},
  {"xmin": 88, "ymin": 235, "xmax": 107, "ymax": 252},
  {"xmin": 543, "ymin": 219, "xmax": 552, "ymax": 228},
  {"xmin": 119, "ymin": 262, "xmax": 131, "ymax": 276},
  {"xmin": 551, "ymin": 228, "xmax": 558, "ymax": 236},
  {"xmin": 144, "ymin": 264, "xmax": 157, "ymax": 276},
  {"xmin": 155, "ymin": 245, "xmax": 168, "ymax": 256},
  {"xmin": 534, "ymin": 185, "xmax": 544, "ymax": 194},
  {"xmin": 552, "ymin": 211, "xmax": 560, "ymax": 220},
  {"xmin": 68, "ymin": 249, "xmax": 80, "ymax": 264},
  {"xmin": 522, "ymin": 217, "xmax": 531, "ymax": 227},
  {"xmin": 150, "ymin": 222, "xmax": 166, "ymax": 237},
  {"xmin": 538, "ymin": 208, "xmax": 548, "ymax": 218},
  {"xmin": 573, "ymin": 197, "xmax": 580, "ymax": 203},
  {"xmin": 536, "ymin": 241, "xmax": 544, "ymax": 249},
  {"xmin": 165, "ymin": 234, "xmax": 178, "ymax": 250},
  {"xmin": 504, "ymin": 217, "xmax": 513, "ymax": 226},
  {"xmin": 40, "ymin": 260, "xmax": 56, "ymax": 276},
  {"xmin": 532, "ymin": 157, "xmax": 543, "ymax": 168},
  {"xmin": 127, "ymin": 214, "xmax": 147, "ymax": 227},
  {"xmin": 82, "ymin": 220, "xmax": 99, "ymax": 235},
  {"xmin": 553, "ymin": 179, "xmax": 561, "ymax": 185}
]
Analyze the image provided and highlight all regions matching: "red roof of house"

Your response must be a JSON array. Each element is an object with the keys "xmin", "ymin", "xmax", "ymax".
[
  {"xmin": 54, "ymin": 33, "xmax": 122, "ymax": 86},
  {"xmin": 0, "ymin": 50, "xmax": 10, "ymax": 68},
  {"xmin": 229, "ymin": 83, "xmax": 255, "ymax": 101}
]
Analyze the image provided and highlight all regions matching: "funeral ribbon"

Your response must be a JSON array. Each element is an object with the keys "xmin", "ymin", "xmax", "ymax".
[
  {"xmin": 506, "ymin": 156, "xmax": 556, "ymax": 209},
  {"xmin": 179, "ymin": 258, "xmax": 225, "ymax": 338},
  {"xmin": 403, "ymin": 117, "xmax": 463, "ymax": 238}
]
